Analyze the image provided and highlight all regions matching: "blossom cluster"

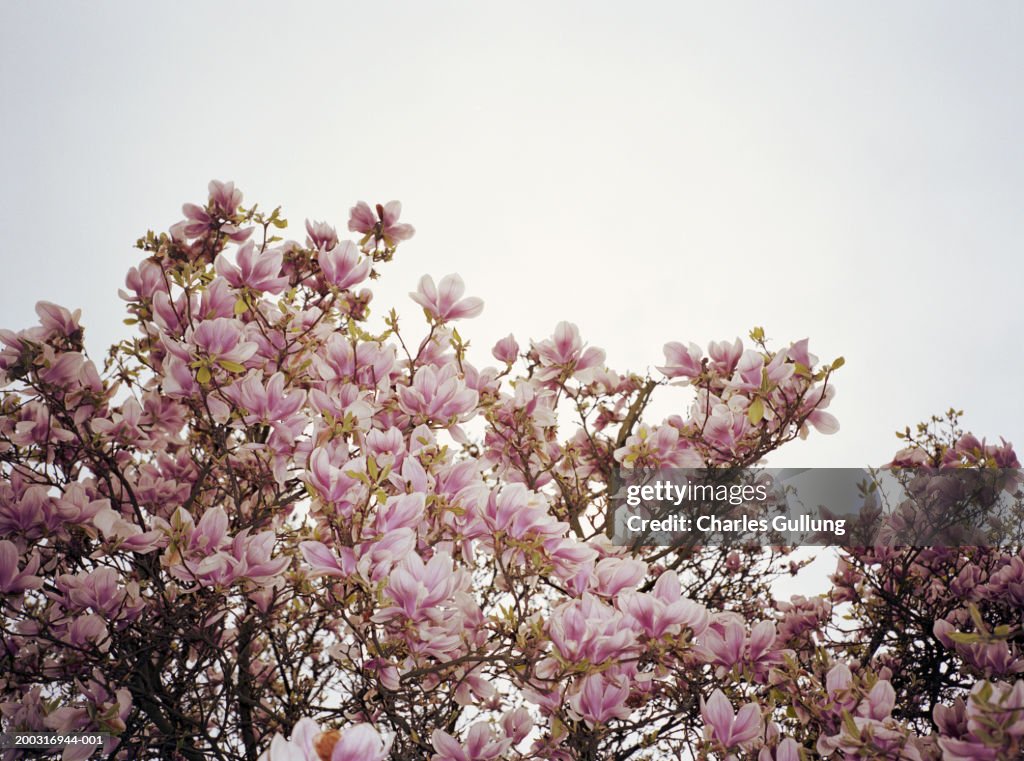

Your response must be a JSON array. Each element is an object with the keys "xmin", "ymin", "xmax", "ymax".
[{"xmin": 0, "ymin": 182, "xmax": 1019, "ymax": 760}]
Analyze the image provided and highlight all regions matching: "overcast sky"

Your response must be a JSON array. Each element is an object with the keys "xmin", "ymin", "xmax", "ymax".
[{"xmin": 2, "ymin": 1, "xmax": 1022, "ymax": 468}]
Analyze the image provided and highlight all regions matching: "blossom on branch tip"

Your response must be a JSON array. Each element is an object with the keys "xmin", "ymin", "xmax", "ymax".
[
  {"xmin": 701, "ymin": 689, "xmax": 763, "ymax": 748},
  {"xmin": 657, "ymin": 341, "xmax": 703, "ymax": 381},
  {"xmin": 349, "ymin": 200, "xmax": 415, "ymax": 252},
  {"xmin": 569, "ymin": 673, "xmax": 632, "ymax": 727},
  {"xmin": 0, "ymin": 540, "xmax": 41, "ymax": 594},
  {"xmin": 410, "ymin": 273, "xmax": 484, "ymax": 322},
  {"xmin": 318, "ymin": 240, "xmax": 371, "ymax": 290},
  {"xmin": 215, "ymin": 241, "xmax": 289, "ymax": 294},
  {"xmin": 305, "ymin": 219, "xmax": 339, "ymax": 251}
]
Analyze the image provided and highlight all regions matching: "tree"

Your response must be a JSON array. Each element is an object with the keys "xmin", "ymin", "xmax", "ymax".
[{"xmin": 0, "ymin": 181, "xmax": 1020, "ymax": 760}]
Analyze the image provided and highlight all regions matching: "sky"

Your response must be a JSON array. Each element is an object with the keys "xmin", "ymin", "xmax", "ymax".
[{"xmin": 2, "ymin": 1, "xmax": 1022, "ymax": 469}]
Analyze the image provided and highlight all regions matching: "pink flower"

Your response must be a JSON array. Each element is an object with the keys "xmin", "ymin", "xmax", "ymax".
[
  {"xmin": 398, "ymin": 365, "xmax": 478, "ymax": 423},
  {"xmin": 375, "ymin": 493, "xmax": 425, "ymax": 533},
  {"xmin": 92, "ymin": 507, "xmax": 166, "ymax": 554},
  {"xmin": 569, "ymin": 673, "xmax": 632, "ymax": 727},
  {"xmin": 657, "ymin": 341, "xmax": 703, "ymax": 381},
  {"xmin": 492, "ymin": 333, "xmax": 519, "ymax": 364},
  {"xmin": 223, "ymin": 372, "xmax": 306, "ymax": 424},
  {"xmin": 190, "ymin": 318, "xmax": 259, "ymax": 365},
  {"xmin": 60, "ymin": 568, "xmax": 135, "ymax": 619},
  {"xmin": 261, "ymin": 720, "xmax": 390, "ymax": 761},
  {"xmin": 178, "ymin": 202, "xmax": 215, "ymax": 238},
  {"xmin": 701, "ymin": 689, "xmax": 763, "ymax": 748},
  {"xmin": 229, "ymin": 530, "xmax": 289, "ymax": 586},
  {"xmin": 305, "ymin": 219, "xmax": 339, "ymax": 251},
  {"xmin": 762, "ymin": 738, "xmax": 801, "ymax": 761},
  {"xmin": 618, "ymin": 587, "xmax": 709, "ymax": 639},
  {"xmin": 348, "ymin": 200, "xmax": 415, "ymax": 250},
  {"xmin": 299, "ymin": 541, "xmax": 352, "ymax": 578},
  {"xmin": 215, "ymin": 241, "xmax": 289, "ymax": 294},
  {"xmin": 501, "ymin": 708, "xmax": 533, "ymax": 745},
  {"xmin": 410, "ymin": 274, "xmax": 484, "ymax": 322},
  {"xmin": 35, "ymin": 301, "xmax": 82, "ymax": 340},
  {"xmin": 731, "ymin": 350, "xmax": 767, "ymax": 392},
  {"xmin": 208, "ymin": 179, "xmax": 243, "ymax": 216},
  {"xmin": 802, "ymin": 385, "xmax": 839, "ymax": 435},
  {"xmin": 708, "ymin": 338, "xmax": 743, "ymax": 375},
  {"xmin": 120, "ymin": 259, "xmax": 166, "ymax": 301},
  {"xmin": 431, "ymin": 722, "xmax": 509, "ymax": 761},
  {"xmin": 327, "ymin": 724, "xmax": 392, "ymax": 761},
  {"xmin": 787, "ymin": 337, "xmax": 816, "ymax": 367},
  {"xmin": 0, "ymin": 541, "xmax": 41, "ymax": 594},
  {"xmin": 593, "ymin": 557, "xmax": 646, "ymax": 596},
  {"xmin": 532, "ymin": 322, "xmax": 605, "ymax": 383},
  {"xmin": 859, "ymin": 680, "xmax": 896, "ymax": 721},
  {"xmin": 173, "ymin": 181, "xmax": 251, "ymax": 242},
  {"xmin": 826, "ymin": 662, "xmax": 854, "ymax": 704},
  {"xmin": 548, "ymin": 595, "xmax": 635, "ymax": 664},
  {"xmin": 318, "ymin": 241, "xmax": 371, "ymax": 290},
  {"xmin": 306, "ymin": 448, "xmax": 365, "ymax": 507},
  {"xmin": 379, "ymin": 552, "xmax": 457, "ymax": 623},
  {"xmin": 189, "ymin": 506, "xmax": 230, "ymax": 554},
  {"xmin": 703, "ymin": 617, "xmax": 746, "ymax": 670},
  {"xmin": 262, "ymin": 717, "xmax": 318, "ymax": 760}
]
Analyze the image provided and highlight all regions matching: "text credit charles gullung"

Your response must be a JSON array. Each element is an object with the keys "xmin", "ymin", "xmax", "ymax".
[{"xmin": 621, "ymin": 479, "xmax": 847, "ymax": 537}]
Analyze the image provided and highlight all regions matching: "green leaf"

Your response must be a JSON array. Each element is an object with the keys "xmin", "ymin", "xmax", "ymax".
[
  {"xmin": 196, "ymin": 366, "xmax": 211, "ymax": 384},
  {"xmin": 748, "ymin": 398, "xmax": 765, "ymax": 425},
  {"xmin": 947, "ymin": 631, "xmax": 981, "ymax": 645},
  {"xmin": 234, "ymin": 299, "xmax": 248, "ymax": 315},
  {"xmin": 218, "ymin": 359, "xmax": 246, "ymax": 373},
  {"xmin": 831, "ymin": 356, "xmax": 846, "ymax": 370}
]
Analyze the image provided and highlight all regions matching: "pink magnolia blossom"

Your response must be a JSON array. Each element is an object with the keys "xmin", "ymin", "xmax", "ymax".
[
  {"xmin": 758, "ymin": 737, "xmax": 801, "ymax": 761},
  {"xmin": 410, "ymin": 273, "xmax": 484, "ymax": 322},
  {"xmin": 593, "ymin": 557, "xmax": 647, "ymax": 596},
  {"xmin": 215, "ymin": 241, "xmax": 289, "ymax": 294},
  {"xmin": 431, "ymin": 722, "xmax": 509, "ymax": 761},
  {"xmin": 708, "ymin": 337, "xmax": 743, "ymax": 375},
  {"xmin": 532, "ymin": 321, "xmax": 605, "ymax": 383},
  {"xmin": 299, "ymin": 540, "xmax": 352, "ymax": 578},
  {"xmin": 657, "ymin": 341, "xmax": 703, "ymax": 381},
  {"xmin": 0, "ymin": 540, "xmax": 41, "ymax": 594},
  {"xmin": 569, "ymin": 673, "xmax": 632, "ymax": 727},
  {"xmin": 92, "ymin": 507, "xmax": 166, "ymax": 554},
  {"xmin": 189, "ymin": 318, "xmax": 259, "ymax": 365},
  {"xmin": 119, "ymin": 259, "xmax": 166, "ymax": 301},
  {"xmin": 319, "ymin": 240, "xmax": 371, "ymax": 290},
  {"xmin": 305, "ymin": 219, "xmax": 339, "ymax": 251},
  {"xmin": 35, "ymin": 301, "xmax": 82, "ymax": 339},
  {"xmin": 0, "ymin": 182, "xmax": 922, "ymax": 761},
  {"xmin": 548, "ymin": 594, "xmax": 636, "ymax": 665},
  {"xmin": 397, "ymin": 364, "xmax": 478, "ymax": 423},
  {"xmin": 501, "ymin": 708, "xmax": 533, "ymax": 745},
  {"xmin": 325, "ymin": 724, "xmax": 392, "ymax": 761},
  {"xmin": 491, "ymin": 333, "xmax": 519, "ymax": 363},
  {"xmin": 701, "ymin": 689, "xmax": 763, "ymax": 748},
  {"xmin": 262, "ymin": 720, "xmax": 390, "ymax": 761},
  {"xmin": 223, "ymin": 372, "xmax": 306, "ymax": 424},
  {"xmin": 208, "ymin": 179, "xmax": 243, "ymax": 216},
  {"xmin": 348, "ymin": 200, "xmax": 415, "ymax": 250},
  {"xmin": 378, "ymin": 551, "xmax": 458, "ymax": 624}
]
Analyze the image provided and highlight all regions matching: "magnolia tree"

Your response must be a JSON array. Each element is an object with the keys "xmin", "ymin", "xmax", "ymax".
[{"xmin": 0, "ymin": 181, "xmax": 1021, "ymax": 761}]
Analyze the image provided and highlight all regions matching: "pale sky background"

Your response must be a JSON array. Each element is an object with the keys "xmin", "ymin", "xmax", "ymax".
[{"xmin": 2, "ymin": 2, "xmax": 1022, "ymax": 470}]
